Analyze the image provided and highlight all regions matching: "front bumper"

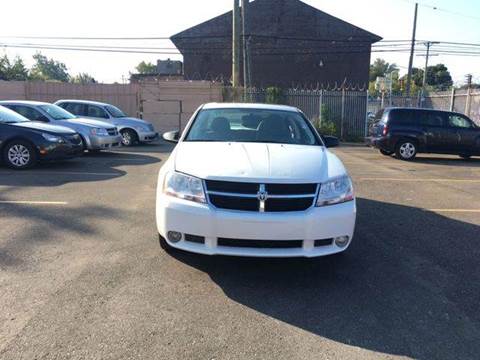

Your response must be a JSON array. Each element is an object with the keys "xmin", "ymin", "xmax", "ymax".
[
  {"xmin": 137, "ymin": 131, "xmax": 159, "ymax": 142},
  {"xmin": 156, "ymin": 194, "xmax": 356, "ymax": 258},
  {"xmin": 89, "ymin": 135, "xmax": 123, "ymax": 150},
  {"xmin": 38, "ymin": 143, "xmax": 84, "ymax": 161}
]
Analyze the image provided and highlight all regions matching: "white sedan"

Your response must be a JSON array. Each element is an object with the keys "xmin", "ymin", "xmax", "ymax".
[{"xmin": 156, "ymin": 103, "xmax": 356, "ymax": 258}]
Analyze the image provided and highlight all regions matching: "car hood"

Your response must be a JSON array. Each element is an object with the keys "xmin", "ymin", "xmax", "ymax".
[
  {"xmin": 113, "ymin": 117, "xmax": 151, "ymax": 126},
  {"xmin": 63, "ymin": 118, "xmax": 114, "ymax": 128},
  {"xmin": 13, "ymin": 121, "xmax": 75, "ymax": 134},
  {"xmin": 174, "ymin": 142, "xmax": 347, "ymax": 183}
]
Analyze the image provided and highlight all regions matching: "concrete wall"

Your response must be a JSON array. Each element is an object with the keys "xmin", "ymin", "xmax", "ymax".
[
  {"xmin": 0, "ymin": 80, "xmax": 223, "ymax": 135},
  {"xmin": 138, "ymin": 80, "xmax": 223, "ymax": 134}
]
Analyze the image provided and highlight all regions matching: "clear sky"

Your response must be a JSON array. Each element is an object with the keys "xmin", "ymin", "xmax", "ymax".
[{"xmin": 1, "ymin": 0, "xmax": 479, "ymax": 84}]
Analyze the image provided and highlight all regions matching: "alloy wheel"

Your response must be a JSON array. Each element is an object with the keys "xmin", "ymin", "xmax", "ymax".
[
  {"xmin": 399, "ymin": 142, "xmax": 416, "ymax": 159},
  {"xmin": 122, "ymin": 131, "xmax": 132, "ymax": 146},
  {"xmin": 7, "ymin": 144, "xmax": 31, "ymax": 167}
]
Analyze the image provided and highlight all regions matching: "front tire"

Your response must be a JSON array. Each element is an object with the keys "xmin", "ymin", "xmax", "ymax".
[
  {"xmin": 121, "ymin": 129, "xmax": 138, "ymax": 147},
  {"xmin": 3, "ymin": 140, "xmax": 37, "ymax": 169},
  {"xmin": 395, "ymin": 140, "xmax": 417, "ymax": 161}
]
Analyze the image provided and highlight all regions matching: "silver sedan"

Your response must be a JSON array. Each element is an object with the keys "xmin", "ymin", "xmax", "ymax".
[
  {"xmin": 55, "ymin": 100, "xmax": 158, "ymax": 147},
  {"xmin": 0, "ymin": 101, "xmax": 123, "ymax": 151}
]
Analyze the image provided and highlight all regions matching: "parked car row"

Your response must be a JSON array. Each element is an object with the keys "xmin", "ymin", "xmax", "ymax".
[
  {"xmin": 0, "ymin": 100, "xmax": 158, "ymax": 169},
  {"xmin": 366, "ymin": 107, "xmax": 480, "ymax": 160}
]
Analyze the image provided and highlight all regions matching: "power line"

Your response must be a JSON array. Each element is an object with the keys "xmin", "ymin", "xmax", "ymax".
[
  {"xmin": 398, "ymin": 0, "xmax": 480, "ymax": 21},
  {"xmin": 2, "ymin": 42, "xmax": 480, "ymax": 57}
]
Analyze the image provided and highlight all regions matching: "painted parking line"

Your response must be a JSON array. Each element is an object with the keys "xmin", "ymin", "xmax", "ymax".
[
  {"xmin": 0, "ymin": 201, "xmax": 68, "ymax": 205},
  {"xmin": 357, "ymin": 178, "xmax": 480, "ymax": 183}
]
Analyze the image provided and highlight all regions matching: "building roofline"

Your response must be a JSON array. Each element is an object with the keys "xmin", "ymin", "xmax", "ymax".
[{"xmin": 171, "ymin": 0, "xmax": 382, "ymax": 44}]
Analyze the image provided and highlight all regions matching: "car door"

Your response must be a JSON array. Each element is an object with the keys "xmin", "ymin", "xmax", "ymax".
[
  {"xmin": 5, "ymin": 105, "xmax": 50, "ymax": 123},
  {"xmin": 447, "ymin": 114, "xmax": 478, "ymax": 153},
  {"xmin": 418, "ymin": 111, "xmax": 453, "ymax": 153}
]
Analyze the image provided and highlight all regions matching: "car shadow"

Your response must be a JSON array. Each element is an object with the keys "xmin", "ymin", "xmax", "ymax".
[
  {"xmin": 120, "ymin": 141, "xmax": 176, "ymax": 154},
  {"xmin": 168, "ymin": 198, "xmax": 480, "ymax": 359},
  {"xmin": 413, "ymin": 155, "xmax": 480, "ymax": 167},
  {"xmin": 0, "ymin": 150, "xmax": 161, "ymax": 187},
  {"xmin": 0, "ymin": 201, "xmax": 124, "ymax": 269}
]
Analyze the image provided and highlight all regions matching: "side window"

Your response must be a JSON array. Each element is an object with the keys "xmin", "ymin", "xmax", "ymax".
[
  {"xmin": 87, "ymin": 105, "xmax": 109, "ymax": 119},
  {"xmin": 448, "ymin": 115, "xmax": 473, "ymax": 129},
  {"xmin": 420, "ymin": 112, "xmax": 445, "ymax": 127},
  {"xmin": 390, "ymin": 110, "xmax": 415, "ymax": 126},
  {"xmin": 63, "ymin": 103, "xmax": 86, "ymax": 116},
  {"xmin": 10, "ymin": 105, "xmax": 48, "ymax": 122}
]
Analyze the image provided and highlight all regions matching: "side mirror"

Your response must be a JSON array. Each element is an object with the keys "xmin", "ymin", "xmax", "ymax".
[
  {"xmin": 163, "ymin": 130, "xmax": 180, "ymax": 144},
  {"xmin": 323, "ymin": 135, "xmax": 339, "ymax": 148}
]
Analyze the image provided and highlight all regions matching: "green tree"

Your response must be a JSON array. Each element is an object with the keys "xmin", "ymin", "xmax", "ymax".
[
  {"xmin": 0, "ymin": 55, "xmax": 29, "ymax": 81},
  {"xmin": 369, "ymin": 58, "xmax": 399, "ymax": 82},
  {"xmin": 426, "ymin": 64, "xmax": 453, "ymax": 90},
  {"xmin": 402, "ymin": 64, "xmax": 453, "ymax": 91},
  {"xmin": 29, "ymin": 53, "xmax": 70, "ymax": 82},
  {"xmin": 71, "ymin": 73, "xmax": 97, "ymax": 84},
  {"xmin": 135, "ymin": 61, "xmax": 157, "ymax": 74}
]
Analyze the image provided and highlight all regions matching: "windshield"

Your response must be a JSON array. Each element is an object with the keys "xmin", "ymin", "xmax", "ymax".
[
  {"xmin": 186, "ymin": 108, "xmax": 320, "ymax": 145},
  {"xmin": 0, "ymin": 105, "xmax": 30, "ymax": 124},
  {"xmin": 39, "ymin": 104, "xmax": 77, "ymax": 120},
  {"xmin": 106, "ymin": 105, "xmax": 127, "ymax": 118}
]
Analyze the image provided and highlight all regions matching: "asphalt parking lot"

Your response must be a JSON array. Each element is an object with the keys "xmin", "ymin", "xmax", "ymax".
[{"xmin": 1, "ymin": 144, "xmax": 479, "ymax": 360}]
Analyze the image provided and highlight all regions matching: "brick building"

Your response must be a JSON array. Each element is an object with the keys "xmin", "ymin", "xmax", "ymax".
[{"xmin": 171, "ymin": 0, "xmax": 382, "ymax": 88}]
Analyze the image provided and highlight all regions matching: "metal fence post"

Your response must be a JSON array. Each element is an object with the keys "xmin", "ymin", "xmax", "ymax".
[
  {"xmin": 465, "ymin": 87, "xmax": 472, "ymax": 117},
  {"xmin": 178, "ymin": 100, "xmax": 183, "ymax": 133},
  {"xmin": 319, "ymin": 89, "xmax": 323, "ymax": 127},
  {"xmin": 449, "ymin": 87, "xmax": 455, "ymax": 112},
  {"xmin": 341, "ymin": 88, "xmax": 345, "ymax": 140},
  {"xmin": 365, "ymin": 90, "xmax": 369, "ymax": 137}
]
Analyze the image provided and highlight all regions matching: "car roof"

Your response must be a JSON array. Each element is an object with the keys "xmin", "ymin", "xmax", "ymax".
[
  {"xmin": 385, "ymin": 107, "xmax": 456, "ymax": 114},
  {"xmin": 202, "ymin": 103, "xmax": 300, "ymax": 112},
  {"xmin": 56, "ymin": 99, "xmax": 109, "ymax": 107},
  {"xmin": 0, "ymin": 100, "xmax": 50, "ymax": 106}
]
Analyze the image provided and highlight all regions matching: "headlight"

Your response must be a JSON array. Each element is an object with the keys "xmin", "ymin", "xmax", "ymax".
[
  {"xmin": 163, "ymin": 172, "xmax": 206, "ymax": 204},
  {"xmin": 42, "ymin": 133, "xmax": 63, "ymax": 143},
  {"xmin": 90, "ymin": 128, "xmax": 109, "ymax": 136},
  {"xmin": 316, "ymin": 175, "xmax": 354, "ymax": 207}
]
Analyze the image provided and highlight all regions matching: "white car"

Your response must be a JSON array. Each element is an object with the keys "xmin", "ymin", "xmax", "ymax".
[{"xmin": 156, "ymin": 103, "xmax": 356, "ymax": 258}]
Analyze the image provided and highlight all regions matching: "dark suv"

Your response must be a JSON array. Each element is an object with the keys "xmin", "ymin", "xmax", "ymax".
[{"xmin": 367, "ymin": 108, "xmax": 480, "ymax": 160}]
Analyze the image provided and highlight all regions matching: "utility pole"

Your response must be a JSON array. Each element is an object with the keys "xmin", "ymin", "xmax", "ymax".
[
  {"xmin": 421, "ymin": 42, "xmax": 431, "ymax": 91},
  {"xmin": 466, "ymin": 74, "xmax": 473, "ymax": 88},
  {"xmin": 420, "ymin": 41, "xmax": 438, "ymax": 106},
  {"xmin": 406, "ymin": 2, "xmax": 418, "ymax": 97},
  {"xmin": 241, "ymin": 0, "xmax": 248, "ymax": 90},
  {"xmin": 232, "ymin": 0, "xmax": 241, "ymax": 88}
]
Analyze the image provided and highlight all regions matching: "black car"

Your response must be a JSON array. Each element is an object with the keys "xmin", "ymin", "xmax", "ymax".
[
  {"xmin": 0, "ymin": 105, "xmax": 84, "ymax": 169},
  {"xmin": 366, "ymin": 107, "xmax": 480, "ymax": 160}
]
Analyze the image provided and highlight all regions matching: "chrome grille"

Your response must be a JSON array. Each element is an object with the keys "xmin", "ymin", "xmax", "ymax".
[{"xmin": 205, "ymin": 180, "xmax": 318, "ymax": 212}]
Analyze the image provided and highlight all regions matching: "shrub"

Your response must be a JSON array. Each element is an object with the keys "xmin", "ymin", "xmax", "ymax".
[
  {"xmin": 265, "ymin": 87, "xmax": 283, "ymax": 104},
  {"xmin": 315, "ymin": 120, "xmax": 337, "ymax": 136}
]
